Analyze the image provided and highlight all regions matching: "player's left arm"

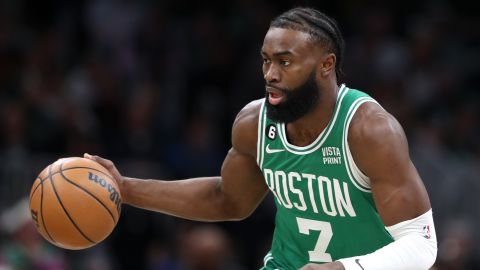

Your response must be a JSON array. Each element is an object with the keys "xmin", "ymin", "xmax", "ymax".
[
  {"xmin": 350, "ymin": 102, "xmax": 432, "ymax": 225},
  {"xmin": 300, "ymin": 102, "xmax": 437, "ymax": 270},
  {"xmin": 340, "ymin": 102, "xmax": 437, "ymax": 269}
]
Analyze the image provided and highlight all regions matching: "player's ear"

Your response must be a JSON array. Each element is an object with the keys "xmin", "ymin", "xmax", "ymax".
[{"xmin": 319, "ymin": 53, "xmax": 336, "ymax": 77}]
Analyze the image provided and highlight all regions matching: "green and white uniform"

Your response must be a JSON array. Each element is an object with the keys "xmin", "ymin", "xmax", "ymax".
[{"xmin": 257, "ymin": 85, "xmax": 394, "ymax": 270}]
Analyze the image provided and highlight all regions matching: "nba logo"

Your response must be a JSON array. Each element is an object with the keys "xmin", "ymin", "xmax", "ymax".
[{"xmin": 423, "ymin": 225, "xmax": 431, "ymax": 239}]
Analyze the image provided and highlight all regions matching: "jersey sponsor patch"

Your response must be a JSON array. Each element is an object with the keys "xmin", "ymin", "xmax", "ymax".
[{"xmin": 321, "ymin": 146, "xmax": 342, "ymax": 165}]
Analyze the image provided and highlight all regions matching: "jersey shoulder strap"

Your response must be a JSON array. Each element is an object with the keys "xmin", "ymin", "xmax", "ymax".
[{"xmin": 256, "ymin": 99, "xmax": 267, "ymax": 166}]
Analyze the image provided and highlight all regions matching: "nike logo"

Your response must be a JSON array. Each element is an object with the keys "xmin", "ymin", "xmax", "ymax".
[
  {"xmin": 266, "ymin": 144, "xmax": 285, "ymax": 154},
  {"xmin": 355, "ymin": 259, "xmax": 365, "ymax": 270}
]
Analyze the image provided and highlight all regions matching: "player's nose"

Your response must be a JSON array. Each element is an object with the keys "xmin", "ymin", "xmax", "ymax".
[{"xmin": 264, "ymin": 65, "xmax": 280, "ymax": 83}]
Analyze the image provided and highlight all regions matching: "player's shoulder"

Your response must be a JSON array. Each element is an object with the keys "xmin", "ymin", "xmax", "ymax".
[
  {"xmin": 234, "ymin": 99, "xmax": 263, "ymax": 126},
  {"xmin": 349, "ymin": 101, "xmax": 407, "ymax": 149},
  {"xmin": 232, "ymin": 99, "xmax": 264, "ymax": 157}
]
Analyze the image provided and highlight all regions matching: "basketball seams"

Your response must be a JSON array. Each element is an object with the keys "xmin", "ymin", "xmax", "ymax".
[
  {"xmin": 59, "ymin": 162, "xmax": 118, "ymax": 223},
  {"xmin": 60, "ymin": 165, "xmax": 115, "ymax": 182},
  {"xmin": 41, "ymin": 165, "xmax": 57, "ymax": 243},
  {"xmin": 48, "ymin": 161, "xmax": 96, "ymax": 244},
  {"xmin": 43, "ymin": 166, "xmax": 115, "ymax": 182},
  {"xmin": 29, "ymin": 177, "xmax": 42, "ymax": 202},
  {"xmin": 29, "ymin": 165, "xmax": 115, "ymax": 199}
]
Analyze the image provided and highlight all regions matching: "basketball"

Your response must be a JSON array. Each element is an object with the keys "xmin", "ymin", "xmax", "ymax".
[{"xmin": 28, "ymin": 157, "xmax": 122, "ymax": 250}]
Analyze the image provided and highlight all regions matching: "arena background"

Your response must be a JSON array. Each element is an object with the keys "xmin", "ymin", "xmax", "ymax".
[{"xmin": 0, "ymin": 0, "xmax": 479, "ymax": 269}]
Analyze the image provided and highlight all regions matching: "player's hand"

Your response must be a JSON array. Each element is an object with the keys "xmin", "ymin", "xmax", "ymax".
[
  {"xmin": 84, "ymin": 153, "xmax": 125, "ymax": 195},
  {"xmin": 299, "ymin": 262, "xmax": 345, "ymax": 270}
]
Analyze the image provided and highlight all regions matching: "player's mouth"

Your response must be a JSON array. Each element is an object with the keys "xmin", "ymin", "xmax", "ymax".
[{"xmin": 266, "ymin": 86, "xmax": 286, "ymax": 105}]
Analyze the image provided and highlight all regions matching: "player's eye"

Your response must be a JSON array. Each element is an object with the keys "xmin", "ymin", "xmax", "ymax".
[
  {"xmin": 263, "ymin": 58, "xmax": 271, "ymax": 64},
  {"xmin": 280, "ymin": 60, "xmax": 291, "ymax": 67}
]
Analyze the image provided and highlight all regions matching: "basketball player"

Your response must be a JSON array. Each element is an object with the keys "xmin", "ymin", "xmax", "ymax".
[{"xmin": 85, "ymin": 7, "xmax": 437, "ymax": 269}]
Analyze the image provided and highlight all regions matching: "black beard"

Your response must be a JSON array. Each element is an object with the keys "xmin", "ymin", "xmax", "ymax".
[{"xmin": 265, "ymin": 73, "xmax": 320, "ymax": 123}]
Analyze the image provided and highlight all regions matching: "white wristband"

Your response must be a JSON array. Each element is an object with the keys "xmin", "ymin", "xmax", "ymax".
[{"xmin": 338, "ymin": 209, "xmax": 437, "ymax": 270}]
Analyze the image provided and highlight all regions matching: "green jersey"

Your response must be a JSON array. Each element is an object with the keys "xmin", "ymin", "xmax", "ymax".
[{"xmin": 257, "ymin": 85, "xmax": 394, "ymax": 270}]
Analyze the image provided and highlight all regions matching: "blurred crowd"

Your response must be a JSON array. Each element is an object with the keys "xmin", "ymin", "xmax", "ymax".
[{"xmin": 0, "ymin": 0, "xmax": 479, "ymax": 269}]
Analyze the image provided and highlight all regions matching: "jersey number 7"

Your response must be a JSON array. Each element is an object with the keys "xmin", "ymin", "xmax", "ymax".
[{"xmin": 296, "ymin": 217, "xmax": 333, "ymax": 262}]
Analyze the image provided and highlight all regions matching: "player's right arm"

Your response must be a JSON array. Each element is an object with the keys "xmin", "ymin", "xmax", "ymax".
[{"xmin": 85, "ymin": 100, "xmax": 268, "ymax": 222}]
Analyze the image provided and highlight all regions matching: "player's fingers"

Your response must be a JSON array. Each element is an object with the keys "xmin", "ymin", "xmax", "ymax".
[
  {"xmin": 84, "ymin": 153, "xmax": 123, "ymax": 182},
  {"xmin": 84, "ymin": 153, "xmax": 112, "ymax": 168},
  {"xmin": 84, "ymin": 153, "xmax": 94, "ymax": 160},
  {"xmin": 88, "ymin": 154, "xmax": 111, "ymax": 167}
]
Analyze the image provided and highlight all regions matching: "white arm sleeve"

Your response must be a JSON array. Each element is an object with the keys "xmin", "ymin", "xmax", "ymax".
[{"xmin": 338, "ymin": 209, "xmax": 437, "ymax": 270}]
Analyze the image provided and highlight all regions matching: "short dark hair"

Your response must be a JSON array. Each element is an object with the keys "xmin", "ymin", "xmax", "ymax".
[{"xmin": 270, "ymin": 7, "xmax": 345, "ymax": 79}]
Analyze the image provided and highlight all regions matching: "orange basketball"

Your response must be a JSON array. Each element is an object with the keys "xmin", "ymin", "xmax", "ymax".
[{"xmin": 29, "ymin": 157, "xmax": 122, "ymax": 250}]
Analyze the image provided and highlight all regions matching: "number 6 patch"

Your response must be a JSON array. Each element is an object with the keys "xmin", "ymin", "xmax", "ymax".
[{"xmin": 267, "ymin": 124, "xmax": 277, "ymax": 140}]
